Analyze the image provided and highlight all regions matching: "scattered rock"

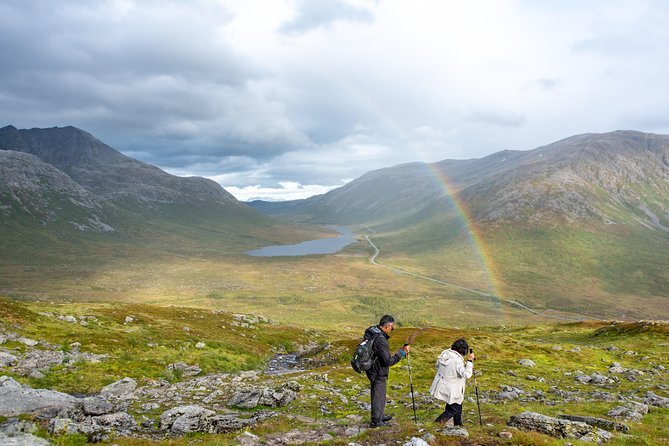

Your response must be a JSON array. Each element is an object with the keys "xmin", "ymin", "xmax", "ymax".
[
  {"xmin": 440, "ymin": 426, "xmax": 469, "ymax": 438},
  {"xmin": 0, "ymin": 352, "xmax": 18, "ymax": 367},
  {"xmin": 559, "ymin": 415, "xmax": 629, "ymax": 433},
  {"xmin": 508, "ymin": 412, "xmax": 612, "ymax": 443},
  {"xmin": 18, "ymin": 337, "xmax": 39, "ymax": 347},
  {"xmin": 518, "ymin": 359, "xmax": 535, "ymax": 368},
  {"xmin": 160, "ymin": 405, "xmax": 216, "ymax": 434},
  {"xmin": 82, "ymin": 396, "xmax": 114, "ymax": 416},
  {"xmin": 499, "ymin": 430, "xmax": 513, "ymax": 439},
  {"xmin": 590, "ymin": 373, "xmax": 608, "ymax": 385},
  {"xmin": 228, "ymin": 383, "xmax": 298, "ymax": 409},
  {"xmin": 644, "ymin": 391, "xmax": 669, "ymax": 408},
  {"xmin": 140, "ymin": 402, "xmax": 160, "ymax": 412},
  {"xmin": 422, "ymin": 432, "xmax": 437, "ymax": 444},
  {"xmin": 159, "ymin": 405, "xmax": 274, "ymax": 434},
  {"xmin": 496, "ymin": 385, "xmax": 524, "ymax": 400},
  {"xmin": 124, "ymin": 315, "xmax": 135, "ymax": 324},
  {"xmin": 0, "ymin": 432, "xmax": 53, "ymax": 445},
  {"xmin": 49, "ymin": 412, "xmax": 137, "ymax": 442},
  {"xmin": 167, "ymin": 362, "xmax": 202, "ymax": 377},
  {"xmin": 237, "ymin": 431, "xmax": 261, "ymax": 445},
  {"xmin": 607, "ymin": 403, "xmax": 648, "ymax": 421},
  {"xmin": 404, "ymin": 437, "xmax": 430, "ymax": 446},
  {"xmin": 57, "ymin": 315, "xmax": 77, "ymax": 324},
  {"xmin": 99, "ymin": 377, "xmax": 137, "ymax": 398},
  {"xmin": 195, "ymin": 342, "xmax": 206, "ymax": 349}
]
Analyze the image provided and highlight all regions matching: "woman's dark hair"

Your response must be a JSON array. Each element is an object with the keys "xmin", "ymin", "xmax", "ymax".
[{"xmin": 451, "ymin": 338, "xmax": 469, "ymax": 356}]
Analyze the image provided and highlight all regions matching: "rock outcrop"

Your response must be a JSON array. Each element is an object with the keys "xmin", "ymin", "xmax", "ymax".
[
  {"xmin": 508, "ymin": 411, "xmax": 612, "ymax": 443},
  {"xmin": 0, "ymin": 376, "xmax": 80, "ymax": 418}
]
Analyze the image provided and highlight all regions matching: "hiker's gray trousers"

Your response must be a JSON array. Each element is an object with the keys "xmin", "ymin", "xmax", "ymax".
[{"xmin": 370, "ymin": 378, "xmax": 387, "ymax": 423}]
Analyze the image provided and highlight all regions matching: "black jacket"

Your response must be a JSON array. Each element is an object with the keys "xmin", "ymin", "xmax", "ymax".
[{"xmin": 364, "ymin": 325, "xmax": 405, "ymax": 381}]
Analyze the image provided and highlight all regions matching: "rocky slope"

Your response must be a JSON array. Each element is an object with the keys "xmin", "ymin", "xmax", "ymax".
[
  {"xmin": 0, "ymin": 125, "xmax": 237, "ymax": 207},
  {"xmin": 252, "ymin": 130, "xmax": 669, "ymax": 231},
  {"xmin": 0, "ymin": 150, "xmax": 116, "ymax": 231},
  {"xmin": 0, "ymin": 300, "xmax": 667, "ymax": 445}
]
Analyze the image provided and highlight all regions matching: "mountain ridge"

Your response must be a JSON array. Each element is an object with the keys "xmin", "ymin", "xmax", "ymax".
[
  {"xmin": 0, "ymin": 125, "xmax": 237, "ymax": 207},
  {"xmin": 251, "ymin": 130, "xmax": 669, "ymax": 231}
]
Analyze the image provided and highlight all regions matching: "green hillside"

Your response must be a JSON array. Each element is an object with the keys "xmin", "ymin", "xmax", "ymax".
[
  {"xmin": 1, "ymin": 299, "xmax": 667, "ymax": 445},
  {"xmin": 252, "ymin": 131, "xmax": 669, "ymax": 321}
]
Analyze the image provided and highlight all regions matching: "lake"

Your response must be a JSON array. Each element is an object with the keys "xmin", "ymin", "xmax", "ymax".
[{"xmin": 246, "ymin": 226, "xmax": 356, "ymax": 257}]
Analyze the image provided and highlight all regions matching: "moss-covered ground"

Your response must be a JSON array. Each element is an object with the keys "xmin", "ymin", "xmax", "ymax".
[{"xmin": 1, "ymin": 299, "xmax": 667, "ymax": 445}]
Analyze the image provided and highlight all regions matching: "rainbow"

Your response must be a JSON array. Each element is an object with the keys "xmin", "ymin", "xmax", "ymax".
[
  {"xmin": 320, "ymin": 73, "xmax": 506, "ymax": 305},
  {"xmin": 424, "ymin": 162, "xmax": 506, "ymax": 303}
]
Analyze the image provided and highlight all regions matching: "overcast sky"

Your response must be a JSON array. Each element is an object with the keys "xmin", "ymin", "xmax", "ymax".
[{"xmin": 2, "ymin": 1, "xmax": 669, "ymax": 201}]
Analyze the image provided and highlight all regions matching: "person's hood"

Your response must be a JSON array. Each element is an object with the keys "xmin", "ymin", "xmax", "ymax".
[
  {"xmin": 364, "ymin": 325, "xmax": 385, "ymax": 340},
  {"xmin": 443, "ymin": 348, "xmax": 465, "ymax": 361}
]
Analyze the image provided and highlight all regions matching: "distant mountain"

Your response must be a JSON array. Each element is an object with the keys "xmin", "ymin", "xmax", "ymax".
[
  {"xmin": 252, "ymin": 130, "xmax": 669, "ymax": 232},
  {"xmin": 0, "ymin": 125, "xmax": 319, "ymax": 259},
  {"xmin": 0, "ymin": 125, "xmax": 236, "ymax": 207},
  {"xmin": 251, "ymin": 130, "xmax": 669, "ymax": 318}
]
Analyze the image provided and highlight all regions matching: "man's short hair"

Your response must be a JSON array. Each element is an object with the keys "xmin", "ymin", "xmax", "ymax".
[{"xmin": 379, "ymin": 315, "xmax": 395, "ymax": 327}]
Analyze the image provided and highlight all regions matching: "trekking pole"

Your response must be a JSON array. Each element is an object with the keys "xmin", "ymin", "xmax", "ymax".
[
  {"xmin": 406, "ymin": 349, "xmax": 418, "ymax": 423},
  {"xmin": 470, "ymin": 348, "xmax": 483, "ymax": 427}
]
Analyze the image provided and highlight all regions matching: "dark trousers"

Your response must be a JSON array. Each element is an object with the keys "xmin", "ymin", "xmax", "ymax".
[
  {"xmin": 369, "ymin": 377, "xmax": 387, "ymax": 423},
  {"xmin": 435, "ymin": 402, "xmax": 463, "ymax": 425}
]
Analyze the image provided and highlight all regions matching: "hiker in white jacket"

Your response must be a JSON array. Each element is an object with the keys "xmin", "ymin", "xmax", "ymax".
[{"xmin": 429, "ymin": 338, "xmax": 475, "ymax": 426}]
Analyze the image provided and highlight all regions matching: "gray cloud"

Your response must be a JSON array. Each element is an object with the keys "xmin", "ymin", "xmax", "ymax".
[
  {"xmin": 280, "ymin": 0, "xmax": 374, "ymax": 34},
  {"xmin": 466, "ymin": 111, "xmax": 526, "ymax": 128},
  {"xmin": 0, "ymin": 1, "xmax": 307, "ymax": 167},
  {"xmin": 2, "ymin": 1, "xmax": 669, "ymax": 200}
]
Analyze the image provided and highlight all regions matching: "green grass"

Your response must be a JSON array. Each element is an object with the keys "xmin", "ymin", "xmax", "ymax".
[{"xmin": 1, "ymin": 300, "xmax": 667, "ymax": 445}]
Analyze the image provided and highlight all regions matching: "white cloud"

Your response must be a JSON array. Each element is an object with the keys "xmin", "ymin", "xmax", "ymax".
[
  {"xmin": 3, "ymin": 0, "xmax": 669, "ymax": 199},
  {"xmin": 227, "ymin": 181, "xmax": 344, "ymax": 201}
]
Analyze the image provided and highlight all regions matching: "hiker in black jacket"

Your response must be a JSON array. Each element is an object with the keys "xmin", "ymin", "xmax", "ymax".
[{"xmin": 364, "ymin": 315, "xmax": 410, "ymax": 428}]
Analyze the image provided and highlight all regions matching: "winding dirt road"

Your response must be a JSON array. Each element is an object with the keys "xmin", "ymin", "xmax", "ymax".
[{"xmin": 364, "ymin": 234, "xmax": 592, "ymax": 322}]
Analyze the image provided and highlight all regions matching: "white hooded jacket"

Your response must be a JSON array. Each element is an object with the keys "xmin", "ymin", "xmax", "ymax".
[{"xmin": 429, "ymin": 348, "xmax": 473, "ymax": 404}]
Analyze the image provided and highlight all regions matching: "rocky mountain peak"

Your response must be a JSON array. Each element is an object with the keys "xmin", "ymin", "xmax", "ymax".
[{"xmin": 0, "ymin": 125, "xmax": 237, "ymax": 206}]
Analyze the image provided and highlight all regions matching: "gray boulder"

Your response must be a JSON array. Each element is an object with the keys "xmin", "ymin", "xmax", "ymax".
[
  {"xmin": 404, "ymin": 437, "xmax": 431, "ymax": 446},
  {"xmin": 159, "ymin": 405, "xmax": 273, "ymax": 434},
  {"xmin": 166, "ymin": 362, "xmax": 202, "ymax": 377},
  {"xmin": 0, "ymin": 376, "xmax": 80, "ymax": 417},
  {"xmin": 0, "ymin": 352, "xmax": 18, "ymax": 367},
  {"xmin": 227, "ymin": 388, "xmax": 263, "ymax": 409},
  {"xmin": 518, "ymin": 359, "xmax": 536, "ymax": 367},
  {"xmin": 82, "ymin": 396, "xmax": 114, "ymax": 415},
  {"xmin": 607, "ymin": 402, "xmax": 648, "ymax": 421},
  {"xmin": 160, "ymin": 405, "xmax": 215, "ymax": 434},
  {"xmin": 559, "ymin": 415, "xmax": 629, "ymax": 433},
  {"xmin": 49, "ymin": 412, "xmax": 137, "ymax": 442},
  {"xmin": 644, "ymin": 391, "xmax": 669, "ymax": 409},
  {"xmin": 0, "ymin": 432, "xmax": 53, "ymax": 445},
  {"xmin": 440, "ymin": 426, "xmax": 469, "ymax": 438},
  {"xmin": 18, "ymin": 338, "xmax": 39, "ymax": 347},
  {"xmin": 100, "ymin": 377, "xmax": 137, "ymax": 398},
  {"xmin": 590, "ymin": 373, "xmax": 608, "ymax": 385},
  {"xmin": 160, "ymin": 405, "xmax": 215, "ymax": 433},
  {"xmin": 508, "ymin": 412, "xmax": 612, "ymax": 443},
  {"xmin": 229, "ymin": 383, "xmax": 298, "ymax": 409}
]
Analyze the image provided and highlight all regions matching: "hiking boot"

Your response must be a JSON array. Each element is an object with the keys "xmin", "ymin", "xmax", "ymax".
[
  {"xmin": 382, "ymin": 415, "xmax": 393, "ymax": 422},
  {"xmin": 369, "ymin": 421, "xmax": 390, "ymax": 428}
]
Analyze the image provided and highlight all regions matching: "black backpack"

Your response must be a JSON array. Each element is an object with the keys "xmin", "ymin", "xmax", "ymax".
[{"xmin": 351, "ymin": 326, "xmax": 382, "ymax": 373}]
